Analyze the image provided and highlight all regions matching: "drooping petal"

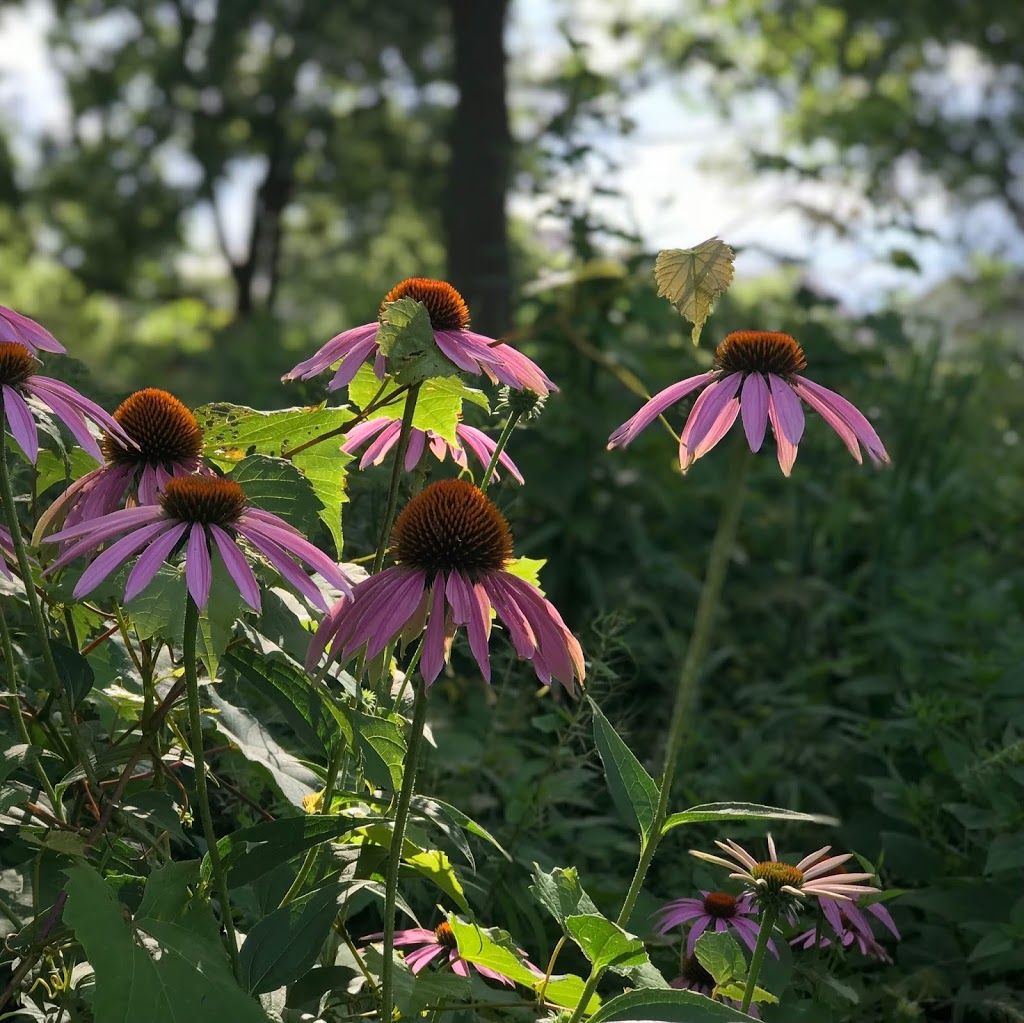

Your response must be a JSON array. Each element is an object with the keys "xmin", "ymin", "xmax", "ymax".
[
  {"xmin": 123, "ymin": 522, "xmax": 188, "ymax": 602},
  {"xmin": 339, "ymin": 417, "xmax": 391, "ymax": 454},
  {"xmin": 403, "ymin": 944, "xmax": 444, "ymax": 974},
  {"xmin": 73, "ymin": 521, "xmax": 176, "ymax": 598},
  {"xmin": 607, "ymin": 372, "xmax": 718, "ymax": 449},
  {"xmin": 767, "ymin": 389, "xmax": 799, "ymax": 476},
  {"xmin": 2, "ymin": 385, "xmax": 39, "ymax": 462},
  {"xmin": 740, "ymin": 372, "xmax": 770, "ymax": 452},
  {"xmin": 446, "ymin": 572, "xmax": 492, "ymax": 681},
  {"xmin": 22, "ymin": 381, "xmax": 103, "ymax": 460},
  {"xmin": 361, "ymin": 570, "xmax": 429, "ymax": 660},
  {"xmin": 685, "ymin": 915, "xmax": 711, "ymax": 958},
  {"xmin": 210, "ymin": 523, "xmax": 261, "ymax": 612},
  {"xmin": 681, "ymin": 373, "xmax": 742, "ymax": 458},
  {"xmin": 403, "ymin": 428, "xmax": 427, "ymax": 470},
  {"xmin": 26, "ymin": 376, "xmax": 131, "ymax": 448},
  {"xmin": 186, "ymin": 523, "xmax": 213, "ymax": 609},
  {"xmin": 865, "ymin": 901, "xmax": 900, "ymax": 939},
  {"xmin": 236, "ymin": 525, "xmax": 328, "ymax": 611},
  {"xmin": 456, "ymin": 425, "xmax": 524, "ymax": 484},
  {"xmin": 482, "ymin": 575, "xmax": 536, "ymax": 659},
  {"xmin": 419, "ymin": 579, "xmax": 449, "ymax": 685},
  {"xmin": 0, "ymin": 305, "xmax": 65, "ymax": 354},
  {"xmin": 305, "ymin": 596, "xmax": 348, "ymax": 671},
  {"xmin": 485, "ymin": 340, "xmax": 558, "ymax": 395},
  {"xmin": 238, "ymin": 516, "xmax": 352, "ymax": 596},
  {"xmin": 46, "ymin": 503, "xmax": 165, "ymax": 546},
  {"xmin": 357, "ymin": 420, "xmax": 402, "ymax": 468},
  {"xmin": 793, "ymin": 376, "xmax": 889, "ymax": 464},
  {"xmin": 283, "ymin": 322, "xmax": 380, "ymax": 382}
]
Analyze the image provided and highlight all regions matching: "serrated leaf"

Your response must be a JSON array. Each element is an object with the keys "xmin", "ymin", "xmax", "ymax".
[
  {"xmin": 230, "ymin": 454, "xmax": 323, "ymax": 536},
  {"xmin": 445, "ymin": 916, "xmax": 543, "ymax": 990},
  {"xmin": 588, "ymin": 988, "xmax": 753, "ymax": 1022},
  {"xmin": 566, "ymin": 914, "xmax": 648, "ymax": 974},
  {"xmin": 654, "ymin": 237, "xmax": 735, "ymax": 345},
  {"xmin": 355, "ymin": 711, "xmax": 406, "ymax": 791},
  {"xmin": 64, "ymin": 862, "xmax": 271, "ymax": 1023},
  {"xmin": 291, "ymin": 443, "xmax": 351, "ymax": 557},
  {"xmin": 695, "ymin": 931, "xmax": 746, "ymax": 988},
  {"xmin": 530, "ymin": 865, "xmax": 600, "ymax": 930},
  {"xmin": 662, "ymin": 802, "xmax": 837, "ymax": 834},
  {"xmin": 504, "ymin": 556, "xmax": 545, "ymax": 591},
  {"xmin": 377, "ymin": 297, "xmax": 458, "ymax": 386},
  {"xmin": 590, "ymin": 699, "xmax": 660, "ymax": 846}
]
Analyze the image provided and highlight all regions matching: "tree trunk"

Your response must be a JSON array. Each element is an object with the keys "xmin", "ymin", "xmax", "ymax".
[{"xmin": 444, "ymin": 0, "xmax": 512, "ymax": 337}]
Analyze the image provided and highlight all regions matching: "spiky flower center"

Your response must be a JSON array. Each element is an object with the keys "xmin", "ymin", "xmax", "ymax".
[
  {"xmin": 703, "ymin": 891, "xmax": 739, "ymax": 918},
  {"xmin": 680, "ymin": 954, "xmax": 714, "ymax": 987},
  {"xmin": 751, "ymin": 861, "xmax": 805, "ymax": 889},
  {"xmin": 159, "ymin": 476, "xmax": 247, "ymax": 527},
  {"xmin": 103, "ymin": 388, "xmax": 204, "ymax": 465},
  {"xmin": 381, "ymin": 278, "xmax": 470, "ymax": 331},
  {"xmin": 391, "ymin": 479, "xmax": 513, "ymax": 582},
  {"xmin": 714, "ymin": 330, "xmax": 807, "ymax": 377},
  {"xmin": 433, "ymin": 921, "xmax": 458, "ymax": 949},
  {"xmin": 0, "ymin": 342, "xmax": 37, "ymax": 387}
]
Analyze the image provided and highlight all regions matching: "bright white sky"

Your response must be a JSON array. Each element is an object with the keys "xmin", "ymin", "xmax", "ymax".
[{"xmin": 0, "ymin": 0, "xmax": 1000, "ymax": 311}]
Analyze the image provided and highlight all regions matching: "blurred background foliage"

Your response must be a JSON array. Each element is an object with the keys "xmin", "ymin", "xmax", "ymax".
[{"xmin": 1, "ymin": 0, "xmax": 1022, "ymax": 1019}]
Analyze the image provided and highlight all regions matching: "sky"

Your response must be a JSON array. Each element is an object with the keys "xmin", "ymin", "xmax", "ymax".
[{"xmin": 0, "ymin": 0, "xmax": 1006, "ymax": 312}]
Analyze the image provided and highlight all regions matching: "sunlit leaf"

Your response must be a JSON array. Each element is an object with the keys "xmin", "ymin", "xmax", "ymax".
[
  {"xmin": 662, "ymin": 802, "xmax": 837, "ymax": 834},
  {"xmin": 654, "ymin": 237, "xmax": 735, "ymax": 345},
  {"xmin": 566, "ymin": 914, "xmax": 649, "ymax": 974}
]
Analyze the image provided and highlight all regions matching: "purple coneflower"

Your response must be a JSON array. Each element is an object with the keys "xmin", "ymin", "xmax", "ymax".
[
  {"xmin": 654, "ymin": 890, "xmax": 775, "ymax": 959},
  {"xmin": 0, "ymin": 305, "xmax": 65, "ymax": 355},
  {"xmin": 0, "ymin": 525, "xmax": 17, "ymax": 579},
  {"xmin": 670, "ymin": 956, "xmax": 758, "ymax": 1018},
  {"xmin": 342, "ymin": 414, "xmax": 524, "ymax": 484},
  {"xmin": 791, "ymin": 897, "xmax": 899, "ymax": 962},
  {"xmin": 307, "ymin": 478, "xmax": 584, "ymax": 690},
  {"xmin": 691, "ymin": 836, "xmax": 879, "ymax": 913},
  {"xmin": 0, "ymin": 341, "xmax": 132, "ymax": 463},
  {"xmin": 368, "ymin": 922, "xmax": 532, "ymax": 986},
  {"xmin": 42, "ymin": 476, "xmax": 352, "ymax": 612},
  {"xmin": 608, "ymin": 330, "xmax": 889, "ymax": 476},
  {"xmin": 35, "ymin": 388, "xmax": 214, "ymax": 540},
  {"xmin": 283, "ymin": 277, "xmax": 555, "ymax": 396}
]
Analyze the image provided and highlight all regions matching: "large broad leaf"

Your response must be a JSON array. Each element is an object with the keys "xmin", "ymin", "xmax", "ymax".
[
  {"xmin": 587, "ymin": 988, "xmax": 754, "ymax": 1022},
  {"xmin": 694, "ymin": 931, "xmax": 747, "ymax": 988},
  {"xmin": 239, "ymin": 882, "xmax": 347, "ymax": 994},
  {"xmin": 230, "ymin": 454, "xmax": 323, "ymax": 537},
  {"xmin": 411, "ymin": 796, "xmax": 512, "ymax": 866},
  {"xmin": 590, "ymin": 699, "xmax": 660, "ymax": 847},
  {"xmin": 50, "ymin": 641, "xmax": 94, "ymax": 708},
  {"xmin": 64, "ymin": 861, "xmax": 270, "ymax": 1023},
  {"xmin": 654, "ymin": 237, "xmax": 735, "ymax": 346},
  {"xmin": 565, "ymin": 914, "xmax": 649, "ymax": 975},
  {"xmin": 348, "ymin": 363, "xmax": 489, "ymax": 446},
  {"xmin": 662, "ymin": 802, "xmax": 837, "ymax": 835},
  {"xmin": 530, "ymin": 865, "xmax": 600, "ymax": 930},
  {"xmin": 290, "ymin": 443, "xmax": 352, "ymax": 557},
  {"xmin": 355, "ymin": 711, "xmax": 406, "ymax": 792}
]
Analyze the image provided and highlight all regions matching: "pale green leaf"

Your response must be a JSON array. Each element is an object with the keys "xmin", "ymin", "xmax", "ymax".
[
  {"xmin": 662, "ymin": 801, "xmax": 837, "ymax": 834},
  {"xmin": 377, "ymin": 297, "xmax": 458, "ymax": 386},
  {"xmin": 291, "ymin": 443, "xmax": 351, "ymax": 557},
  {"xmin": 654, "ymin": 237, "xmax": 735, "ymax": 346},
  {"xmin": 718, "ymin": 982, "xmax": 779, "ymax": 1005},
  {"xmin": 529, "ymin": 865, "xmax": 600, "ymax": 930}
]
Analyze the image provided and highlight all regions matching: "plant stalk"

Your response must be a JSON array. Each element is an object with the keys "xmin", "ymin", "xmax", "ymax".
[
  {"xmin": 183, "ymin": 598, "xmax": 239, "ymax": 976},
  {"xmin": 478, "ymin": 408, "xmax": 522, "ymax": 494},
  {"xmin": 741, "ymin": 905, "xmax": 777, "ymax": 1013},
  {"xmin": 372, "ymin": 382, "xmax": 421, "ymax": 575},
  {"xmin": 380, "ymin": 678, "xmax": 428, "ymax": 1022}
]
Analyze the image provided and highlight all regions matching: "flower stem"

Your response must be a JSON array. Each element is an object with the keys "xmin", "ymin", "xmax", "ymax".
[
  {"xmin": 478, "ymin": 408, "xmax": 522, "ymax": 494},
  {"xmin": 0, "ymin": 435, "xmax": 95, "ymax": 785},
  {"xmin": 373, "ymin": 382, "xmax": 421, "ymax": 575},
  {"xmin": 183, "ymin": 598, "xmax": 239, "ymax": 976},
  {"xmin": 0, "ymin": 606, "xmax": 63, "ymax": 818},
  {"xmin": 741, "ymin": 905, "xmax": 777, "ymax": 1013},
  {"xmin": 381, "ymin": 678, "xmax": 428, "ymax": 1023}
]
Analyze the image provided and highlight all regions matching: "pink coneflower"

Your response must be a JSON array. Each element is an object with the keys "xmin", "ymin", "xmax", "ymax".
[
  {"xmin": 0, "ymin": 342, "xmax": 132, "ymax": 463},
  {"xmin": 654, "ymin": 890, "xmax": 776, "ymax": 959},
  {"xmin": 607, "ymin": 330, "xmax": 889, "ymax": 476},
  {"xmin": 691, "ymin": 836, "xmax": 879, "ymax": 914},
  {"xmin": 283, "ymin": 277, "xmax": 555, "ymax": 396},
  {"xmin": 307, "ymin": 479, "xmax": 584, "ymax": 690},
  {"xmin": 791, "ymin": 897, "xmax": 899, "ymax": 962},
  {"xmin": 342, "ymin": 414, "xmax": 524, "ymax": 484},
  {"xmin": 670, "ymin": 956, "xmax": 758, "ymax": 1018},
  {"xmin": 34, "ymin": 389, "xmax": 214, "ymax": 540},
  {"xmin": 367, "ymin": 921, "xmax": 534, "ymax": 986},
  {"xmin": 42, "ymin": 476, "xmax": 352, "ymax": 612},
  {"xmin": 0, "ymin": 526, "xmax": 17, "ymax": 579},
  {"xmin": 0, "ymin": 305, "xmax": 65, "ymax": 355}
]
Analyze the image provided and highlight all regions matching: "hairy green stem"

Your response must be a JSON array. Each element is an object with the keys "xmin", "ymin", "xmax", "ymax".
[
  {"xmin": 183, "ymin": 598, "xmax": 239, "ymax": 975},
  {"xmin": 0, "ymin": 435, "xmax": 95, "ymax": 784},
  {"xmin": 372, "ymin": 382, "xmax": 421, "ymax": 575},
  {"xmin": 741, "ymin": 905, "xmax": 777, "ymax": 1013},
  {"xmin": 0, "ymin": 608, "xmax": 63, "ymax": 817},
  {"xmin": 381, "ymin": 679, "xmax": 428, "ymax": 1022},
  {"xmin": 478, "ymin": 408, "xmax": 522, "ymax": 494}
]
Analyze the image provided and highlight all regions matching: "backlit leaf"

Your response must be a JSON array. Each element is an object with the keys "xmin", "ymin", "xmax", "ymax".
[{"xmin": 654, "ymin": 237, "xmax": 735, "ymax": 346}]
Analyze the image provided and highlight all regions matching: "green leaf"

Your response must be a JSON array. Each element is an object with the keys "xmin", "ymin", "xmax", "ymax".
[
  {"xmin": 543, "ymin": 973, "xmax": 603, "ymax": 1014},
  {"xmin": 348, "ymin": 363, "xmax": 488, "ymax": 445},
  {"xmin": 445, "ymin": 916, "xmax": 542, "ymax": 989},
  {"xmin": 694, "ymin": 931, "xmax": 747, "ymax": 988},
  {"xmin": 588, "ymin": 988, "xmax": 754, "ymax": 1022},
  {"xmin": 662, "ymin": 802, "xmax": 837, "ymax": 834},
  {"xmin": 355, "ymin": 711, "xmax": 406, "ymax": 791},
  {"xmin": 412, "ymin": 796, "xmax": 512, "ymax": 863},
  {"xmin": 654, "ymin": 237, "xmax": 735, "ymax": 346},
  {"xmin": 239, "ymin": 882, "xmax": 346, "ymax": 994},
  {"xmin": 984, "ymin": 832, "xmax": 1024, "ymax": 873},
  {"xmin": 566, "ymin": 914, "xmax": 649, "ymax": 974},
  {"xmin": 377, "ymin": 297, "xmax": 458, "ymax": 386},
  {"xmin": 529, "ymin": 865, "xmax": 600, "ymax": 930},
  {"xmin": 50, "ymin": 642, "xmax": 95, "ymax": 708},
  {"xmin": 590, "ymin": 698, "xmax": 660, "ymax": 846},
  {"xmin": 197, "ymin": 558, "xmax": 244, "ymax": 677},
  {"xmin": 230, "ymin": 454, "xmax": 323, "ymax": 536},
  {"xmin": 205, "ymin": 814, "xmax": 382, "ymax": 888},
  {"xmin": 291, "ymin": 442, "xmax": 352, "ymax": 557},
  {"xmin": 34, "ymin": 445, "xmax": 96, "ymax": 496},
  {"xmin": 718, "ymin": 982, "xmax": 778, "ymax": 1005},
  {"xmin": 64, "ymin": 862, "xmax": 271, "ymax": 1023},
  {"xmin": 405, "ymin": 848, "xmax": 468, "ymax": 912},
  {"xmin": 194, "ymin": 402, "xmax": 353, "ymax": 468}
]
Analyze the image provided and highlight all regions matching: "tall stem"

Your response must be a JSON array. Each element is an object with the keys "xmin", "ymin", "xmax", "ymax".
[
  {"xmin": 478, "ymin": 408, "xmax": 521, "ymax": 494},
  {"xmin": 740, "ymin": 905, "xmax": 777, "ymax": 1013},
  {"xmin": 372, "ymin": 382, "xmax": 421, "ymax": 575},
  {"xmin": 0, "ymin": 435, "xmax": 94, "ymax": 783},
  {"xmin": 381, "ymin": 679, "xmax": 428, "ymax": 1022},
  {"xmin": 183, "ymin": 598, "xmax": 239, "ymax": 975}
]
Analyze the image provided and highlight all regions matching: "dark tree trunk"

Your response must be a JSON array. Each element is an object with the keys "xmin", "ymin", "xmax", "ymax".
[{"xmin": 444, "ymin": 0, "xmax": 512, "ymax": 337}]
